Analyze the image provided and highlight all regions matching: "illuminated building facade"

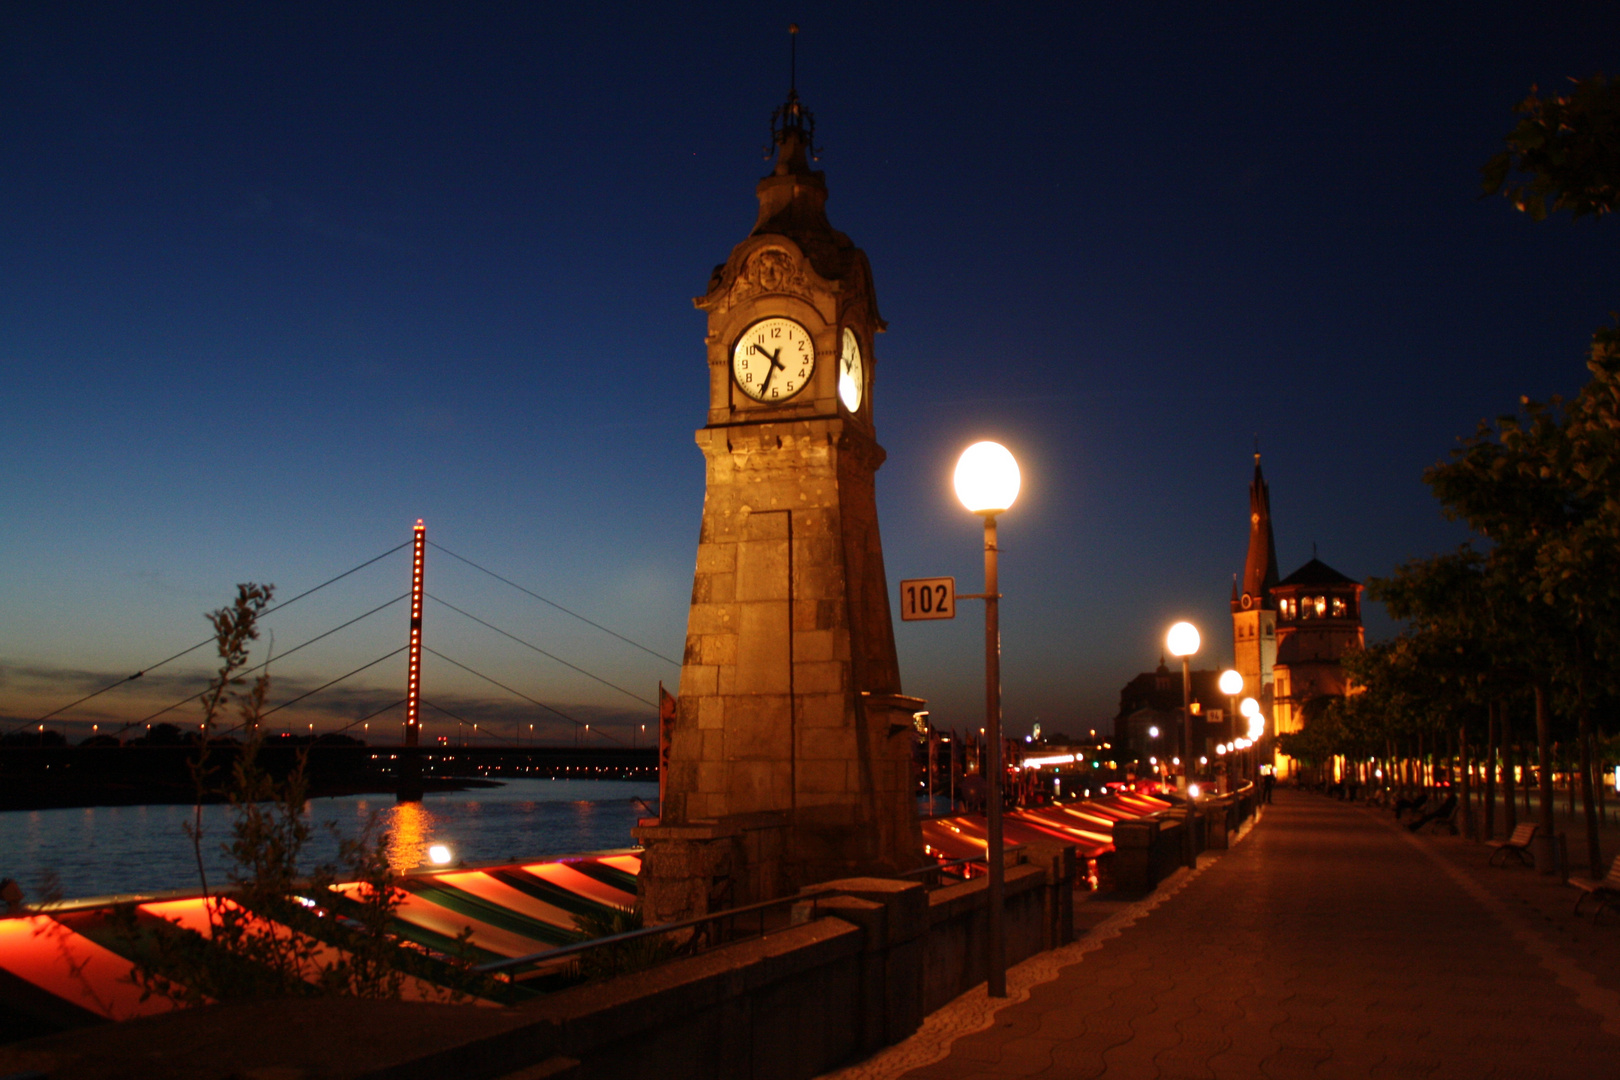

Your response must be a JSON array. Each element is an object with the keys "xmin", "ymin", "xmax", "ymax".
[
  {"xmin": 1270, "ymin": 559, "xmax": 1365, "ymax": 745},
  {"xmin": 1228, "ymin": 457, "xmax": 1363, "ymax": 776}
]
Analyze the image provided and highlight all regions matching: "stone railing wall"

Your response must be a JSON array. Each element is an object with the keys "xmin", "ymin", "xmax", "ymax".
[{"xmin": 386, "ymin": 851, "xmax": 1078, "ymax": 1080}]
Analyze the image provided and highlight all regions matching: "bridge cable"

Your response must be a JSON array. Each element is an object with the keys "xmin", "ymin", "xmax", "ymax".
[
  {"xmin": 107, "ymin": 594, "xmax": 410, "ymax": 737},
  {"xmin": 425, "ymin": 593, "xmax": 658, "ymax": 710},
  {"xmin": 215, "ymin": 647, "xmax": 410, "ymax": 738},
  {"xmin": 259, "ymin": 646, "xmax": 409, "ymax": 721},
  {"xmin": 225, "ymin": 696, "xmax": 409, "ymax": 742},
  {"xmin": 14, "ymin": 541, "xmax": 410, "ymax": 735},
  {"xmin": 420, "ymin": 699, "xmax": 508, "ymax": 744},
  {"xmin": 427, "ymin": 542, "xmax": 681, "ymax": 667},
  {"xmin": 421, "ymin": 645, "xmax": 628, "ymax": 746},
  {"xmin": 319, "ymin": 697, "xmax": 408, "ymax": 737}
]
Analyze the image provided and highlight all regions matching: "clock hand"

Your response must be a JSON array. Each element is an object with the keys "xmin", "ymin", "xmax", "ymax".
[{"xmin": 756, "ymin": 347, "xmax": 781, "ymax": 392}]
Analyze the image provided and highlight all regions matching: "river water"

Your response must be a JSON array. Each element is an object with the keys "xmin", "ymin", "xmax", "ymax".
[{"xmin": 0, "ymin": 779, "xmax": 659, "ymax": 902}]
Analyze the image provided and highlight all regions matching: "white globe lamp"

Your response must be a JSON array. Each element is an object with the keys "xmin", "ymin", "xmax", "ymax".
[{"xmin": 954, "ymin": 441, "xmax": 1021, "ymax": 515}]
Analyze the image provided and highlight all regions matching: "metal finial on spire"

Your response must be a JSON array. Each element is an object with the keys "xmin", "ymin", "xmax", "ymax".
[
  {"xmin": 1253, "ymin": 434, "xmax": 1260, "ymax": 465},
  {"xmin": 766, "ymin": 24, "xmax": 819, "ymax": 162}
]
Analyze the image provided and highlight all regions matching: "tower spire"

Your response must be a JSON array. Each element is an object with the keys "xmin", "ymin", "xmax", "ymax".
[
  {"xmin": 767, "ymin": 24, "xmax": 817, "ymax": 171},
  {"xmin": 1233, "ymin": 453, "xmax": 1280, "ymax": 612}
]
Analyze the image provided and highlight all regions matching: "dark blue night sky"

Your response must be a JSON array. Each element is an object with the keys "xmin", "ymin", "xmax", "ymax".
[{"xmin": 4, "ymin": 3, "xmax": 1617, "ymax": 741}]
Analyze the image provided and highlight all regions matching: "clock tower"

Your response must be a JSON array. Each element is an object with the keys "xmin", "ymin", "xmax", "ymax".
[{"xmin": 634, "ymin": 83, "xmax": 922, "ymax": 920}]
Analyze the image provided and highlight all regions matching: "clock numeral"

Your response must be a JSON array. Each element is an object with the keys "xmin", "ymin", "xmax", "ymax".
[{"xmin": 798, "ymin": 369, "xmax": 806, "ymax": 378}]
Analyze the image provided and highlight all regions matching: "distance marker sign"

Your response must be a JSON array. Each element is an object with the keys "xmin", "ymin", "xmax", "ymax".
[{"xmin": 899, "ymin": 577, "xmax": 955, "ymax": 621}]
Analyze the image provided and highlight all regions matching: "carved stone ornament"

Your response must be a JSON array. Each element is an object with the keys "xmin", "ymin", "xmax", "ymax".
[{"xmin": 729, "ymin": 246, "xmax": 811, "ymax": 307}]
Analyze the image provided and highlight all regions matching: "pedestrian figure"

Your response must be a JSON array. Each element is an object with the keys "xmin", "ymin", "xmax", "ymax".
[{"xmin": 1262, "ymin": 771, "xmax": 1275, "ymax": 804}]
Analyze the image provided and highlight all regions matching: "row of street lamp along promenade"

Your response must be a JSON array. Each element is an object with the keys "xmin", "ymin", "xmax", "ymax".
[{"xmin": 948, "ymin": 441, "xmax": 1268, "ymax": 997}]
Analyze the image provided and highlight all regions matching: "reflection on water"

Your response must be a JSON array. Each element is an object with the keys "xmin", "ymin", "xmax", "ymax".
[
  {"xmin": 385, "ymin": 800, "xmax": 431, "ymax": 873},
  {"xmin": 0, "ymin": 779, "xmax": 658, "ymax": 901}
]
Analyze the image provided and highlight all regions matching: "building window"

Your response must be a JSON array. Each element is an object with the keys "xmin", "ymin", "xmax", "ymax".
[
  {"xmin": 1331, "ymin": 596, "xmax": 1347, "ymax": 618},
  {"xmin": 1280, "ymin": 598, "xmax": 1294, "ymax": 620},
  {"xmin": 1312, "ymin": 595, "xmax": 1327, "ymax": 618}
]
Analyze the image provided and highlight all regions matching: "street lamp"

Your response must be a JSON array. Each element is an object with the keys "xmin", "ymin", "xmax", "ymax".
[
  {"xmin": 1240, "ymin": 696, "xmax": 1261, "ymax": 783},
  {"xmin": 1242, "ymin": 696, "xmax": 1264, "ymax": 742},
  {"xmin": 955, "ymin": 439, "xmax": 1020, "ymax": 1000},
  {"xmin": 1166, "ymin": 621, "xmax": 1200, "ymax": 869},
  {"xmin": 1218, "ymin": 669, "xmax": 1242, "ymax": 791}
]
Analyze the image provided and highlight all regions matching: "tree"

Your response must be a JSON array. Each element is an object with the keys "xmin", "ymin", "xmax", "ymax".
[{"xmin": 1482, "ymin": 74, "xmax": 1620, "ymax": 221}]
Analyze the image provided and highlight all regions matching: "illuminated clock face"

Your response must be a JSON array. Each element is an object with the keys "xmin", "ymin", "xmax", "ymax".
[
  {"xmin": 732, "ymin": 317, "xmax": 814, "ymax": 402},
  {"xmin": 838, "ymin": 327, "xmax": 864, "ymax": 412}
]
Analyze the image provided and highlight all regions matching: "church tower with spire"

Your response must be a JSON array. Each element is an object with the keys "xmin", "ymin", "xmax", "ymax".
[
  {"xmin": 635, "ymin": 43, "xmax": 921, "ymax": 922},
  {"xmin": 1230, "ymin": 454, "xmax": 1279, "ymax": 756}
]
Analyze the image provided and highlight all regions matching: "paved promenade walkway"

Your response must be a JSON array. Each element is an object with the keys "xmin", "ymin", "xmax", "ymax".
[{"xmin": 829, "ymin": 790, "xmax": 1620, "ymax": 1080}]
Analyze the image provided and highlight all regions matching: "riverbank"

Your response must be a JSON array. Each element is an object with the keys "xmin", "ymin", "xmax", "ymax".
[{"xmin": 0, "ymin": 742, "xmax": 656, "ymax": 810}]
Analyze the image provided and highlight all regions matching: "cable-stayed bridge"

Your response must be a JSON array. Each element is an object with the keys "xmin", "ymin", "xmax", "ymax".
[{"xmin": 2, "ymin": 520, "xmax": 670, "ymax": 800}]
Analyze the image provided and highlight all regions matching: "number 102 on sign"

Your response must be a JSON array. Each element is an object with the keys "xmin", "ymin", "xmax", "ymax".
[{"xmin": 899, "ymin": 577, "xmax": 956, "ymax": 621}]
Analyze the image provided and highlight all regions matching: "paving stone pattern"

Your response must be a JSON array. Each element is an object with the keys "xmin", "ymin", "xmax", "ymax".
[{"xmin": 893, "ymin": 791, "xmax": 1620, "ymax": 1080}]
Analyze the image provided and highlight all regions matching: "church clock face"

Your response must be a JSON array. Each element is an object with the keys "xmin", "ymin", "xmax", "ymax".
[
  {"xmin": 732, "ymin": 316, "xmax": 814, "ymax": 402},
  {"xmin": 838, "ymin": 327, "xmax": 864, "ymax": 412}
]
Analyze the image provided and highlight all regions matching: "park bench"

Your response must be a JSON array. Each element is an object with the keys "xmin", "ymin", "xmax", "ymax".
[
  {"xmin": 1488, "ymin": 822, "xmax": 1538, "ymax": 867},
  {"xmin": 1570, "ymin": 855, "xmax": 1620, "ymax": 920},
  {"xmin": 1411, "ymin": 796, "xmax": 1459, "ymax": 835}
]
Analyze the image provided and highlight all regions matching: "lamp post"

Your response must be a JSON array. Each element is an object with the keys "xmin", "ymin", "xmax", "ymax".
[
  {"xmin": 955, "ymin": 440, "xmax": 1021, "ymax": 1000},
  {"xmin": 1166, "ymin": 621, "xmax": 1200, "ymax": 869},
  {"xmin": 1240, "ymin": 696, "xmax": 1262, "ymax": 786},
  {"xmin": 1219, "ymin": 669, "xmax": 1243, "ymax": 792}
]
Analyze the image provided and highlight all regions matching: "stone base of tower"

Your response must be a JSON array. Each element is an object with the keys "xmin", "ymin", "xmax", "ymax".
[
  {"xmin": 633, "ymin": 777, "xmax": 924, "ymax": 926},
  {"xmin": 631, "ymin": 815, "xmax": 788, "ymax": 926}
]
